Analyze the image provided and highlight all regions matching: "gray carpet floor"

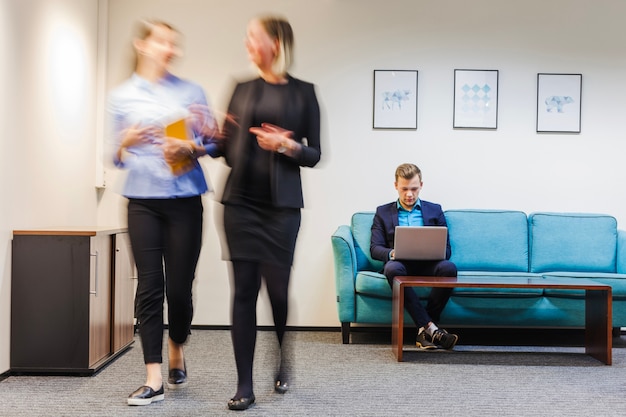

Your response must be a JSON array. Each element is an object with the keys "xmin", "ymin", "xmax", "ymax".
[{"xmin": 2, "ymin": 329, "xmax": 626, "ymax": 416}]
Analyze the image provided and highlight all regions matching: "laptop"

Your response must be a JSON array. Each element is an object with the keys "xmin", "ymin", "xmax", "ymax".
[{"xmin": 393, "ymin": 226, "xmax": 448, "ymax": 261}]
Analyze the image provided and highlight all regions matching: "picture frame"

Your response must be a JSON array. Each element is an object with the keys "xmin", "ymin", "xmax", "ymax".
[
  {"xmin": 453, "ymin": 69, "xmax": 499, "ymax": 129},
  {"xmin": 373, "ymin": 70, "xmax": 418, "ymax": 129},
  {"xmin": 536, "ymin": 73, "xmax": 582, "ymax": 133}
]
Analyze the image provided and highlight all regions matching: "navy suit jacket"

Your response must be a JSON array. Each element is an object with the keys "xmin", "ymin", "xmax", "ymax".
[{"xmin": 370, "ymin": 200, "xmax": 452, "ymax": 262}]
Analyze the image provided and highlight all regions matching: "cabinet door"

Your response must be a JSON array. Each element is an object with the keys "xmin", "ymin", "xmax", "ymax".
[
  {"xmin": 112, "ymin": 232, "xmax": 136, "ymax": 352},
  {"xmin": 89, "ymin": 235, "xmax": 112, "ymax": 366}
]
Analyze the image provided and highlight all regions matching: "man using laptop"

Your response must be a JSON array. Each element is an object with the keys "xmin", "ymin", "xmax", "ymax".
[{"xmin": 370, "ymin": 163, "xmax": 458, "ymax": 350}]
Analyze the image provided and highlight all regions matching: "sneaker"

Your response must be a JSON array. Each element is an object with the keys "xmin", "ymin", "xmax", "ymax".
[
  {"xmin": 431, "ymin": 329, "xmax": 458, "ymax": 350},
  {"xmin": 416, "ymin": 330, "xmax": 437, "ymax": 350}
]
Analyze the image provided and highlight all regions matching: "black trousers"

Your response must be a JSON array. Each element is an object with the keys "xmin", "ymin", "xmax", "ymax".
[
  {"xmin": 128, "ymin": 196, "xmax": 203, "ymax": 364},
  {"xmin": 383, "ymin": 259, "xmax": 457, "ymax": 328}
]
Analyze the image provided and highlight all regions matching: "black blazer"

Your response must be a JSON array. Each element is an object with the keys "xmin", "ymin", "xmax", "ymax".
[
  {"xmin": 370, "ymin": 200, "xmax": 452, "ymax": 262},
  {"xmin": 221, "ymin": 75, "xmax": 321, "ymax": 208}
]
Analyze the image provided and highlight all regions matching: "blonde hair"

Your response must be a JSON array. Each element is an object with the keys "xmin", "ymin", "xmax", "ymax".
[
  {"xmin": 135, "ymin": 19, "xmax": 176, "ymax": 40},
  {"xmin": 131, "ymin": 20, "xmax": 178, "ymax": 71},
  {"xmin": 258, "ymin": 16, "xmax": 294, "ymax": 75},
  {"xmin": 395, "ymin": 163, "xmax": 422, "ymax": 182}
]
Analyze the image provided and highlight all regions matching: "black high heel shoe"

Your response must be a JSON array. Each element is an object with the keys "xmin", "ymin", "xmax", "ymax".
[
  {"xmin": 274, "ymin": 379, "xmax": 288, "ymax": 394},
  {"xmin": 167, "ymin": 361, "xmax": 187, "ymax": 389},
  {"xmin": 227, "ymin": 394, "xmax": 255, "ymax": 410}
]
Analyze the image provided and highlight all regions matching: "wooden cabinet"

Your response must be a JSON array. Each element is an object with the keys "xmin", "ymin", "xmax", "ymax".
[
  {"xmin": 10, "ymin": 228, "xmax": 135, "ymax": 375},
  {"xmin": 112, "ymin": 232, "xmax": 136, "ymax": 353}
]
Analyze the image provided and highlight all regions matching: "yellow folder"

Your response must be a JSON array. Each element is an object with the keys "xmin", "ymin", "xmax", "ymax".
[{"xmin": 164, "ymin": 119, "xmax": 194, "ymax": 175}]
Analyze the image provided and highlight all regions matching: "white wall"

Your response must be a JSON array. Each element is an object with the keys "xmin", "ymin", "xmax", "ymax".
[
  {"xmin": 100, "ymin": 0, "xmax": 626, "ymax": 330},
  {"xmin": 0, "ymin": 0, "xmax": 100, "ymax": 374},
  {"xmin": 0, "ymin": 0, "xmax": 15, "ymax": 376},
  {"xmin": 2, "ymin": 0, "xmax": 626, "ymax": 374}
]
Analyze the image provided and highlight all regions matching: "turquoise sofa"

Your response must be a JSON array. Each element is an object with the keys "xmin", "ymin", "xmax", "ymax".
[{"xmin": 332, "ymin": 209, "xmax": 626, "ymax": 343}]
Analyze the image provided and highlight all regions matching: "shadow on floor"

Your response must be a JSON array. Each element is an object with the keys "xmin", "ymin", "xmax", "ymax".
[{"xmin": 348, "ymin": 327, "xmax": 626, "ymax": 348}]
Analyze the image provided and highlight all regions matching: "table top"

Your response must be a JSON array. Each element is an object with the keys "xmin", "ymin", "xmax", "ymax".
[
  {"xmin": 394, "ymin": 275, "xmax": 612, "ymax": 290},
  {"xmin": 13, "ymin": 227, "xmax": 128, "ymax": 236}
]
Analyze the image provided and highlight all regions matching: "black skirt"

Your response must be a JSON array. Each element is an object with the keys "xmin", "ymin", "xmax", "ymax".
[{"xmin": 224, "ymin": 203, "xmax": 301, "ymax": 267}]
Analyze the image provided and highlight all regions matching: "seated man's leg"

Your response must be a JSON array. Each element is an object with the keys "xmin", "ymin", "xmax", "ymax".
[
  {"xmin": 385, "ymin": 260, "xmax": 459, "ymax": 350},
  {"xmin": 402, "ymin": 259, "xmax": 458, "ymax": 349},
  {"xmin": 383, "ymin": 260, "xmax": 432, "ymax": 329},
  {"xmin": 426, "ymin": 260, "xmax": 457, "ymax": 323}
]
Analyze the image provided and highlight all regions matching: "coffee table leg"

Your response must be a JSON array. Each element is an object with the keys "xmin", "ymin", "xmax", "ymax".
[
  {"xmin": 585, "ymin": 289, "xmax": 612, "ymax": 365},
  {"xmin": 392, "ymin": 279, "xmax": 404, "ymax": 361}
]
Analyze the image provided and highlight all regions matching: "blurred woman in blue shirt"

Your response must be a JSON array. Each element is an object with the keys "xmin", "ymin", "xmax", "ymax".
[{"xmin": 108, "ymin": 20, "xmax": 219, "ymax": 406}]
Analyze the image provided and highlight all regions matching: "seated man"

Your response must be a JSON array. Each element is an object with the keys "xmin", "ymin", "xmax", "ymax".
[{"xmin": 370, "ymin": 163, "xmax": 458, "ymax": 350}]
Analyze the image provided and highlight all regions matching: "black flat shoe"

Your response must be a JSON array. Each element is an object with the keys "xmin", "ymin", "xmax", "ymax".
[
  {"xmin": 167, "ymin": 367, "xmax": 187, "ymax": 389},
  {"xmin": 227, "ymin": 395, "xmax": 255, "ymax": 411},
  {"xmin": 274, "ymin": 379, "xmax": 288, "ymax": 394},
  {"xmin": 127, "ymin": 385, "xmax": 164, "ymax": 406}
]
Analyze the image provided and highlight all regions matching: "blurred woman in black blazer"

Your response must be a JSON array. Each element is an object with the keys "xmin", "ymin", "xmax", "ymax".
[{"xmin": 219, "ymin": 15, "xmax": 321, "ymax": 411}]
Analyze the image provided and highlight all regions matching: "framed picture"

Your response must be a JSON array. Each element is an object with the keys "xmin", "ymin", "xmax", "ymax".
[
  {"xmin": 453, "ymin": 69, "xmax": 499, "ymax": 129},
  {"xmin": 536, "ymin": 73, "xmax": 582, "ymax": 133},
  {"xmin": 373, "ymin": 70, "xmax": 418, "ymax": 129}
]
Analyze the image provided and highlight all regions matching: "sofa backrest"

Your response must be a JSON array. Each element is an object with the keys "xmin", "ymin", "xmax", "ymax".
[
  {"xmin": 444, "ymin": 209, "xmax": 529, "ymax": 272},
  {"xmin": 529, "ymin": 212, "xmax": 617, "ymax": 273},
  {"xmin": 351, "ymin": 212, "xmax": 384, "ymax": 272}
]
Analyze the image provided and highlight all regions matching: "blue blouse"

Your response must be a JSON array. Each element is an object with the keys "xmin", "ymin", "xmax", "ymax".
[{"xmin": 108, "ymin": 72, "xmax": 219, "ymax": 199}]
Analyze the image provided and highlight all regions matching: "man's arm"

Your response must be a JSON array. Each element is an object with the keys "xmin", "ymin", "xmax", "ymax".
[
  {"xmin": 421, "ymin": 200, "xmax": 452, "ymax": 259},
  {"xmin": 370, "ymin": 207, "xmax": 394, "ymax": 262}
]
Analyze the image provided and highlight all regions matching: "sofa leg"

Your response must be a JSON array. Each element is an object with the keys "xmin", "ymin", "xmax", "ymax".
[{"xmin": 341, "ymin": 322, "xmax": 350, "ymax": 344}]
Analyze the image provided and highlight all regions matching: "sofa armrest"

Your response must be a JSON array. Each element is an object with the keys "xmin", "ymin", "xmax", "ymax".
[
  {"xmin": 617, "ymin": 229, "xmax": 626, "ymax": 273},
  {"xmin": 331, "ymin": 225, "xmax": 358, "ymax": 323}
]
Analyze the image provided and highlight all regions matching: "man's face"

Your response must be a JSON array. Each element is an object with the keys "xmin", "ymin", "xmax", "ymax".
[{"xmin": 395, "ymin": 175, "xmax": 422, "ymax": 211}]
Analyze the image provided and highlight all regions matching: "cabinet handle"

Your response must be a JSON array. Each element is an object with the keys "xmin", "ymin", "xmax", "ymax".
[{"xmin": 90, "ymin": 250, "xmax": 99, "ymax": 296}]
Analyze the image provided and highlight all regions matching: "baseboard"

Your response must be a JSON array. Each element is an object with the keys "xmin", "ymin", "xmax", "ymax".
[
  {"xmin": 0, "ymin": 369, "xmax": 10, "ymax": 382},
  {"xmin": 188, "ymin": 325, "xmax": 342, "ymax": 332}
]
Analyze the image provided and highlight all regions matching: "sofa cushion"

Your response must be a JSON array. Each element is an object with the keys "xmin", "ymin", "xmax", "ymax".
[
  {"xmin": 454, "ymin": 271, "xmax": 544, "ymax": 297},
  {"xmin": 618, "ymin": 230, "xmax": 626, "ymax": 274},
  {"xmin": 355, "ymin": 271, "xmax": 432, "ymax": 298},
  {"xmin": 444, "ymin": 209, "xmax": 529, "ymax": 272},
  {"xmin": 351, "ymin": 212, "xmax": 384, "ymax": 272},
  {"xmin": 529, "ymin": 212, "xmax": 617, "ymax": 273},
  {"xmin": 355, "ymin": 271, "xmax": 391, "ymax": 297},
  {"xmin": 541, "ymin": 272, "xmax": 626, "ymax": 300}
]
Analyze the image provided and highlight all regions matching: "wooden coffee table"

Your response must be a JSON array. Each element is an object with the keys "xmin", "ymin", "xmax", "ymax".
[{"xmin": 392, "ymin": 276, "xmax": 612, "ymax": 364}]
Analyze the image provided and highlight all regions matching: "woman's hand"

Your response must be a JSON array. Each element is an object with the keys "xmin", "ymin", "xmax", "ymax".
[
  {"xmin": 116, "ymin": 124, "xmax": 161, "ymax": 161},
  {"xmin": 249, "ymin": 123, "xmax": 294, "ymax": 152},
  {"xmin": 162, "ymin": 137, "xmax": 194, "ymax": 165},
  {"xmin": 121, "ymin": 124, "xmax": 160, "ymax": 148},
  {"xmin": 188, "ymin": 104, "xmax": 237, "ymax": 142},
  {"xmin": 188, "ymin": 104, "xmax": 218, "ymax": 138}
]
